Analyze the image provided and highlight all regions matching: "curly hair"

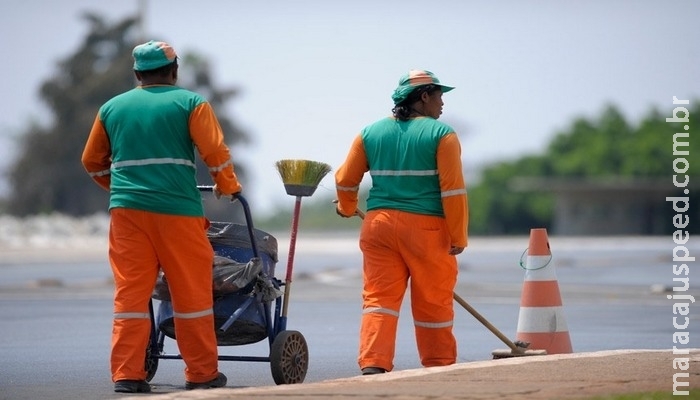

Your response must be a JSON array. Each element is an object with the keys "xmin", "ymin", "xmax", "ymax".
[{"xmin": 391, "ymin": 84, "xmax": 441, "ymax": 121}]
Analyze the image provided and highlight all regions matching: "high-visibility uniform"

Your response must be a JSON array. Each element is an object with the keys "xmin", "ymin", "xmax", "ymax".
[
  {"xmin": 81, "ymin": 84, "xmax": 242, "ymax": 384},
  {"xmin": 336, "ymin": 116, "xmax": 468, "ymax": 371}
]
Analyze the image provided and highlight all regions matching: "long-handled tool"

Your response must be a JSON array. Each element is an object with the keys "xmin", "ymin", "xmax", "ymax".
[
  {"xmin": 452, "ymin": 292, "xmax": 546, "ymax": 358},
  {"xmin": 275, "ymin": 159, "xmax": 331, "ymax": 331},
  {"xmin": 335, "ymin": 202, "xmax": 546, "ymax": 359}
]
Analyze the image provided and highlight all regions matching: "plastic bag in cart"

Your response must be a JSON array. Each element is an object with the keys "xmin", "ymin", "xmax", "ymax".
[{"xmin": 152, "ymin": 255, "xmax": 280, "ymax": 301}]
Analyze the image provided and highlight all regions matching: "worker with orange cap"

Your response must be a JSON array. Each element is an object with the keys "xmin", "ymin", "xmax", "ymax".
[
  {"xmin": 335, "ymin": 69, "xmax": 469, "ymax": 375},
  {"xmin": 82, "ymin": 40, "xmax": 241, "ymax": 393}
]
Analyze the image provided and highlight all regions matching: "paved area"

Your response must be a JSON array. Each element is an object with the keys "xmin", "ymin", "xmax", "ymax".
[
  {"xmin": 4, "ymin": 237, "xmax": 697, "ymax": 399},
  {"xmin": 125, "ymin": 349, "xmax": 699, "ymax": 399}
]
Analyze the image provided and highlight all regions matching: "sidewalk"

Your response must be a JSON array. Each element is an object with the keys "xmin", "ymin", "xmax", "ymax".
[{"xmin": 127, "ymin": 349, "xmax": 699, "ymax": 400}]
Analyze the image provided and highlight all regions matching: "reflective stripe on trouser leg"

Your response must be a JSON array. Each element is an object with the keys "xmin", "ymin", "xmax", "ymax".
[
  {"xmin": 359, "ymin": 210, "xmax": 410, "ymax": 372},
  {"xmin": 359, "ymin": 307, "xmax": 400, "ymax": 371},
  {"xmin": 401, "ymin": 212, "xmax": 458, "ymax": 367},
  {"xmin": 109, "ymin": 208, "xmax": 160, "ymax": 382},
  {"xmin": 153, "ymin": 214, "xmax": 219, "ymax": 383},
  {"xmin": 172, "ymin": 309, "xmax": 217, "ymax": 383},
  {"xmin": 111, "ymin": 314, "xmax": 152, "ymax": 381}
]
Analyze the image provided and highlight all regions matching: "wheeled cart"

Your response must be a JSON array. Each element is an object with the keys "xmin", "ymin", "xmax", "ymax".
[{"xmin": 145, "ymin": 187, "xmax": 309, "ymax": 385}]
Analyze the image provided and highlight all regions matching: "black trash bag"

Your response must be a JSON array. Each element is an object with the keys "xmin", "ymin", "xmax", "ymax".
[
  {"xmin": 212, "ymin": 256, "xmax": 262, "ymax": 296},
  {"xmin": 207, "ymin": 221, "xmax": 279, "ymax": 263},
  {"xmin": 152, "ymin": 256, "xmax": 265, "ymax": 301}
]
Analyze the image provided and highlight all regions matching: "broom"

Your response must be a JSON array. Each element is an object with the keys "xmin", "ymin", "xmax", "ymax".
[{"xmin": 275, "ymin": 159, "xmax": 332, "ymax": 331}]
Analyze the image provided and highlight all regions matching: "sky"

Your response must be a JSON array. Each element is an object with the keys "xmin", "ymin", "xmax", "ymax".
[{"xmin": 1, "ymin": 0, "xmax": 698, "ymax": 217}]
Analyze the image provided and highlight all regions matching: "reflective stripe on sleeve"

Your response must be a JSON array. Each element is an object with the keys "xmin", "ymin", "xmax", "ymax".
[
  {"xmin": 336, "ymin": 184, "xmax": 360, "ymax": 192},
  {"xmin": 209, "ymin": 160, "xmax": 232, "ymax": 173},
  {"xmin": 89, "ymin": 169, "xmax": 111, "ymax": 177},
  {"xmin": 441, "ymin": 188, "xmax": 467, "ymax": 198}
]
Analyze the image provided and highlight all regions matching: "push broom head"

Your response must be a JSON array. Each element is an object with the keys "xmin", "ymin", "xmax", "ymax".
[
  {"xmin": 275, "ymin": 159, "xmax": 332, "ymax": 197},
  {"xmin": 491, "ymin": 341, "xmax": 547, "ymax": 359}
]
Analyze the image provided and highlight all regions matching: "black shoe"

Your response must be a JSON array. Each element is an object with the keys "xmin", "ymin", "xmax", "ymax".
[
  {"xmin": 185, "ymin": 372, "xmax": 227, "ymax": 390},
  {"xmin": 114, "ymin": 380, "xmax": 151, "ymax": 393},
  {"xmin": 361, "ymin": 367, "xmax": 387, "ymax": 375}
]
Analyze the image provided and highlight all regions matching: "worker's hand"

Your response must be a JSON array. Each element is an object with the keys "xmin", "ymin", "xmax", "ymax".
[
  {"xmin": 332, "ymin": 199, "xmax": 351, "ymax": 218},
  {"xmin": 213, "ymin": 185, "xmax": 233, "ymax": 200},
  {"xmin": 332, "ymin": 199, "xmax": 365, "ymax": 219},
  {"xmin": 449, "ymin": 246, "xmax": 465, "ymax": 255},
  {"xmin": 335, "ymin": 206, "xmax": 353, "ymax": 218}
]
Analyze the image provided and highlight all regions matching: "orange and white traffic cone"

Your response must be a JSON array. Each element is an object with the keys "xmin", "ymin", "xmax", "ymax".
[{"xmin": 515, "ymin": 228, "xmax": 573, "ymax": 354}]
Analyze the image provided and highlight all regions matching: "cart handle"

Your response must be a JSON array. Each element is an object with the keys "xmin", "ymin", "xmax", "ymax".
[{"xmin": 197, "ymin": 186, "xmax": 259, "ymax": 259}]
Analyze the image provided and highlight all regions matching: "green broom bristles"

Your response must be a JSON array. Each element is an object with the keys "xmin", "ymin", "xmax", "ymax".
[{"xmin": 275, "ymin": 159, "xmax": 332, "ymax": 197}]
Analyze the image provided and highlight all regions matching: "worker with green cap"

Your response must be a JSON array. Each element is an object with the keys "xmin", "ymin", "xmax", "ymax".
[
  {"xmin": 335, "ymin": 69, "xmax": 468, "ymax": 375},
  {"xmin": 82, "ymin": 40, "xmax": 240, "ymax": 393}
]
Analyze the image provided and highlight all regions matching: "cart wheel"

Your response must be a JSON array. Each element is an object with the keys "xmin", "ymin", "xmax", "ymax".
[
  {"xmin": 145, "ymin": 344, "xmax": 159, "ymax": 382},
  {"xmin": 270, "ymin": 330, "xmax": 308, "ymax": 385},
  {"xmin": 145, "ymin": 331, "xmax": 161, "ymax": 382}
]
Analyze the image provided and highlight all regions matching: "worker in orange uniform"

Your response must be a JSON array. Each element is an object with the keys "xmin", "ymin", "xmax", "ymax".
[
  {"xmin": 81, "ymin": 40, "xmax": 242, "ymax": 393},
  {"xmin": 335, "ymin": 69, "xmax": 468, "ymax": 375}
]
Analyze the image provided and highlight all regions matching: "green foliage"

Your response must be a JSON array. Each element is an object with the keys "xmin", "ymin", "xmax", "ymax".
[
  {"xmin": 467, "ymin": 103, "xmax": 700, "ymax": 235},
  {"xmin": 6, "ymin": 14, "xmax": 138, "ymax": 216},
  {"xmin": 548, "ymin": 106, "xmax": 633, "ymax": 177},
  {"xmin": 546, "ymin": 103, "xmax": 700, "ymax": 177},
  {"xmin": 468, "ymin": 157, "xmax": 554, "ymax": 234},
  {"xmin": 5, "ymin": 13, "xmax": 249, "ymax": 216}
]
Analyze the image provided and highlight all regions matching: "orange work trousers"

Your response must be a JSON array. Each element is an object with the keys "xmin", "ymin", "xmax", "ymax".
[
  {"xmin": 108, "ymin": 208, "xmax": 219, "ymax": 383},
  {"xmin": 358, "ymin": 209, "xmax": 458, "ymax": 372}
]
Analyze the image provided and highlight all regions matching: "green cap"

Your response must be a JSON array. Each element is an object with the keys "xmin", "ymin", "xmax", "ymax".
[
  {"xmin": 391, "ymin": 69, "xmax": 454, "ymax": 105},
  {"xmin": 132, "ymin": 40, "xmax": 178, "ymax": 71}
]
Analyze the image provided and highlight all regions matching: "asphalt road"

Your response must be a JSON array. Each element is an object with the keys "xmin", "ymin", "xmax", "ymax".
[
  {"xmin": 0, "ymin": 235, "xmax": 690, "ymax": 399},
  {"xmin": 0, "ymin": 275, "xmax": 672, "ymax": 400}
]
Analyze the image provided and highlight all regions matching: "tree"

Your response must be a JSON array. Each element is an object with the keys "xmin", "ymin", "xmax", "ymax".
[
  {"xmin": 547, "ymin": 105, "xmax": 633, "ymax": 177},
  {"xmin": 468, "ymin": 103, "xmax": 700, "ymax": 235},
  {"xmin": 468, "ymin": 156, "xmax": 554, "ymax": 235},
  {"xmin": 5, "ymin": 13, "xmax": 249, "ymax": 217}
]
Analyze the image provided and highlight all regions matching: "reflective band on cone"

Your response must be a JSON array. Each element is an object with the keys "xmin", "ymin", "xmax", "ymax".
[{"xmin": 515, "ymin": 228, "xmax": 573, "ymax": 354}]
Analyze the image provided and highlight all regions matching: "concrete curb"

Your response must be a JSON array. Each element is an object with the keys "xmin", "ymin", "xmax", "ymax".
[{"xmin": 125, "ymin": 349, "xmax": 700, "ymax": 399}]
